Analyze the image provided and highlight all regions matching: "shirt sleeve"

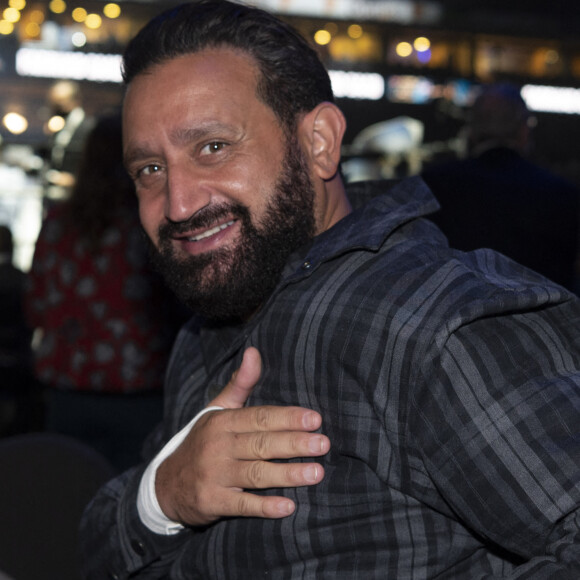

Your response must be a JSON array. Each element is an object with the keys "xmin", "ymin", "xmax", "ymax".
[
  {"xmin": 80, "ymin": 405, "xmax": 224, "ymax": 578},
  {"xmin": 413, "ymin": 298, "xmax": 580, "ymax": 575},
  {"xmin": 80, "ymin": 465, "xmax": 189, "ymax": 579},
  {"xmin": 137, "ymin": 406, "xmax": 224, "ymax": 535}
]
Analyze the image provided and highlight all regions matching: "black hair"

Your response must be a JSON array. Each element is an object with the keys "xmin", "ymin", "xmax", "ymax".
[
  {"xmin": 63, "ymin": 114, "xmax": 137, "ymax": 254},
  {"xmin": 122, "ymin": 0, "xmax": 334, "ymax": 131}
]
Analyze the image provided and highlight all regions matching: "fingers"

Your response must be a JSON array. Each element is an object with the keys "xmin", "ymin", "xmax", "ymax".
[
  {"xmin": 235, "ymin": 460, "xmax": 325, "ymax": 490},
  {"xmin": 204, "ymin": 490, "xmax": 297, "ymax": 520},
  {"xmin": 211, "ymin": 347, "xmax": 262, "ymax": 409},
  {"xmin": 184, "ymin": 462, "xmax": 325, "ymax": 522},
  {"xmin": 230, "ymin": 430, "xmax": 330, "ymax": 461},
  {"xmin": 200, "ymin": 404, "xmax": 323, "ymax": 436}
]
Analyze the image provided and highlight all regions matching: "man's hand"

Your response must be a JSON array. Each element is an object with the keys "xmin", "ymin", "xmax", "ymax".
[{"xmin": 155, "ymin": 347, "xmax": 330, "ymax": 527}]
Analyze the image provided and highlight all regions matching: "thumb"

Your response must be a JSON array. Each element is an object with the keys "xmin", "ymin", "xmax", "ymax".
[{"xmin": 210, "ymin": 347, "xmax": 262, "ymax": 409}]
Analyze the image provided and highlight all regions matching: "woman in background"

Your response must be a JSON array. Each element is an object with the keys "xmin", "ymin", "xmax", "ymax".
[{"xmin": 26, "ymin": 114, "xmax": 188, "ymax": 472}]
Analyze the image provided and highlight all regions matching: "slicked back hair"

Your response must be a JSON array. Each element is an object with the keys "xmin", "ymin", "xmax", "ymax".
[{"xmin": 122, "ymin": 0, "xmax": 334, "ymax": 133}]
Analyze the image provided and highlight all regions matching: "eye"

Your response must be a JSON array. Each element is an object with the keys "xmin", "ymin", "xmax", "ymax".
[
  {"xmin": 139, "ymin": 163, "xmax": 162, "ymax": 177},
  {"xmin": 200, "ymin": 141, "xmax": 227, "ymax": 156}
]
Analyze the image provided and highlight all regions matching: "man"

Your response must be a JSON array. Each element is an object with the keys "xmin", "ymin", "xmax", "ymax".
[
  {"xmin": 422, "ymin": 83, "xmax": 579, "ymax": 292},
  {"xmin": 81, "ymin": 2, "xmax": 580, "ymax": 578},
  {"xmin": 43, "ymin": 80, "xmax": 95, "ymax": 198}
]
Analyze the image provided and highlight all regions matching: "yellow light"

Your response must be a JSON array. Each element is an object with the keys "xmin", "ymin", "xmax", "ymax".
[
  {"xmin": 49, "ymin": 0, "xmax": 66, "ymax": 14},
  {"xmin": 103, "ymin": 3, "xmax": 121, "ymax": 19},
  {"xmin": 0, "ymin": 20, "xmax": 14, "ymax": 35},
  {"xmin": 396, "ymin": 41, "xmax": 413, "ymax": 58},
  {"xmin": 8, "ymin": 0, "xmax": 26, "ymax": 9},
  {"xmin": 72, "ymin": 7, "xmax": 87, "ymax": 22},
  {"xmin": 85, "ymin": 13, "xmax": 102, "ymax": 29},
  {"xmin": 314, "ymin": 29, "xmax": 332, "ymax": 46},
  {"xmin": 47, "ymin": 115, "xmax": 66, "ymax": 133},
  {"xmin": 347, "ymin": 24, "xmax": 363, "ymax": 39},
  {"xmin": 24, "ymin": 21, "xmax": 40, "ymax": 37},
  {"xmin": 414, "ymin": 36, "xmax": 431, "ymax": 52},
  {"xmin": 3, "ymin": 7, "xmax": 21, "ymax": 23},
  {"xmin": 28, "ymin": 9, "xmax": 44, "ymax": 23},
  {"xmin": 3, "ymin": 112, "xmax": 28, "ymax": 135}
]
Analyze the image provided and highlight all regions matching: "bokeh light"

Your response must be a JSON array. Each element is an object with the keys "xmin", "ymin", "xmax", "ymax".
[
  {"xmin": 414, "ymin": 37, "xmax": 431, "ymax": 52},
  {"xmin": 28, "ymin": 9, "xmax": 44, "ymax": 23},
  {"xmin": 3, "ymin": 112, "xmax": 28, "ymax": 135},
  {"xmin": 24, "ymin": 21, "xmax": 40, "ymax": 37},
  {"xmin": 49, "ymin": 0, "xmax": 66, "ymax": 14},
  {"xmin": 47, "ymin": 115, "xmax": 66, "ymax": 133},
  {"xmin": 72, "ymin": 7, "xmax": 87, "ymax": 23},
  {"xmin": 3, "ymin": 8, "xmax": 21, "ymax": 23},
  {"xmin": 314, "ymin": 29, "xmax": 332, "ymax": 46},
  {"xmin": 348, "ymin": 24, "xmax": 363, "ymax": 39},
  {"xmin": 396, "ymin": 42, "xmax": 413, "ymax": 58},
  {"xmin": 0, "ymin": 20, "xmax": 14, "ymax": 35},
  {"xmin": 85, "ymin": 13, "xmax": 102, "ymax": 29},
  {"xmin": 72, "ymin": 31, "xmax": 87, "ymax": 47},
  {"xmin": 103, "ymin": 3, "xmax": 121, "ymax": 19}
]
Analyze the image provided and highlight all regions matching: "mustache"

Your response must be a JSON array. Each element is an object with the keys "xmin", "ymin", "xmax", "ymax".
[{"xmin": 158, "ymin": 203, "xmax": 249, "ymax": 240}]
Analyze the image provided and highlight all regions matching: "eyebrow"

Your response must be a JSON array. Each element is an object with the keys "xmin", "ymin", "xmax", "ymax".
[
  {"xmin": 123, "ymin": 145, "xmax": 157, "ymax": 170},
  {"xmin": 170, "ymin": 121, "xmax": 236, "ymax": 147}
]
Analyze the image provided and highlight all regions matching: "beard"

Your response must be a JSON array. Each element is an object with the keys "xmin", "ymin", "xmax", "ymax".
[{"xmin": 147, "ymin": 135, "xmax": 317, "ymax": 323}]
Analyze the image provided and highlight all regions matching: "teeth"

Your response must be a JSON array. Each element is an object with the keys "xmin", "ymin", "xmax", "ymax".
[{"xmin": 189, "ymin": 220, "xmax": 234, "ymax": 242}]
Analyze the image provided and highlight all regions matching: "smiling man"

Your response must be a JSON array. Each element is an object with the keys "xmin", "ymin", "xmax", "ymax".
[
  {"xmin": 81, "ymin": 2, "xmax": 580, "ymax": 579},
  {"xmin": 122, "ymin": 47, "xmax": 346, "ymax": 321}
]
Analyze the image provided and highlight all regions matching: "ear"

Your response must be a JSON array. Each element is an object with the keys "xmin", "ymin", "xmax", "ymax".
[{"xmin": 299, "ymin": 102, "xmax": 346, "ymax": 181}]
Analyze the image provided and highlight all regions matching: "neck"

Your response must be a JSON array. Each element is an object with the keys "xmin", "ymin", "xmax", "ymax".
[{"xmin": 316, "ymin": 174, "xmax": 352, "ymax": 234}]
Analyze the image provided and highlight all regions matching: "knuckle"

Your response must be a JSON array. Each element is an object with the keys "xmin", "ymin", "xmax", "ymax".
[
  {"xmin": 249, "ymin": 432, "xmax": 270, "ymax": 459},
  {"xmin": 254, "ymin": 406, "xmax": 270, "ymax": 429},
  {"xmin": 236, "ymin": 494, "xmax": 251, "ymax": 516},
  {"xmin": 245, "ymin": 461, "xmax": 266, "ymax": 487}
]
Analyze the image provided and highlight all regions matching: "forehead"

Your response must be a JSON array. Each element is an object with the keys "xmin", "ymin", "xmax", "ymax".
[{"xmin": 123, "ymin": 48, "xmax": 263, "ymax": 122}]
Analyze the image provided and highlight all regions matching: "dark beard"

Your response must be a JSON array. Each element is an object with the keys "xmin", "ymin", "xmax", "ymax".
[{"xmin": 147, "ymin": 136, "xmax": 316, "ymax": 322}]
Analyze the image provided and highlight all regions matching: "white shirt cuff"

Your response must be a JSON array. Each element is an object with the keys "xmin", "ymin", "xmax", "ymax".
[{"xmin": 137, "ymin": 405, "xmax": 224, "ymax": 535}]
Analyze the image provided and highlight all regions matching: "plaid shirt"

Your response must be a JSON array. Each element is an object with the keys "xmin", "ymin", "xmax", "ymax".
[{"xmin": 81, "ymin": 178, "xmax": 580, "ymax": 579}]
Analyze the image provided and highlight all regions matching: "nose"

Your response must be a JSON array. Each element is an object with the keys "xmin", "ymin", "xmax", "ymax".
[{"xmin": 164, "ymin": 164, "xmax": 211, "ymax": 223}]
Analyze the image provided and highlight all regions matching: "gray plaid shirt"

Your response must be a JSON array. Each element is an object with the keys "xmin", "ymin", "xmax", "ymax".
[{"xmin": 81, "ymin": 178, "xmax": 580, "ymax": 579}]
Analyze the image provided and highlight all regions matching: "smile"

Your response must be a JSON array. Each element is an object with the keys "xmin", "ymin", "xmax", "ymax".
[{"xmin": 188, "ymin": 220, "xmax": 236, "ymax": 242}]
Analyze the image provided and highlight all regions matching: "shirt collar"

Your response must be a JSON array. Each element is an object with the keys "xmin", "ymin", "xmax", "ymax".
[{"xmin": 284, "ymin": 176, "xmax": 440, "ymax": 278}]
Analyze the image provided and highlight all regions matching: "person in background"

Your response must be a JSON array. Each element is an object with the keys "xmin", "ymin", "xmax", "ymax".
[
  {"xmin": 26, "ymin": 114, "xmax": 188, "ymax": 472},
  {"xmin": 0, "ymin": 225, "xmax": 37, "ymax": 436},
  {"xmin": 43, "ymin": 80, "xmax": 96, "ymax": 198},
  {"xmin": 81, "ymin": 3, "xmax": 580, "ymax": 578},
  {"xmin": 422, "ymin": 82, "xmax": 580, "ymax": 291}
]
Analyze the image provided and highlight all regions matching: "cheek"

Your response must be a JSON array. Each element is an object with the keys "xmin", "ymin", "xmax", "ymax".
[{"xmin": 138, "ymin": 196, "xmax": 162, "ymax": 243}]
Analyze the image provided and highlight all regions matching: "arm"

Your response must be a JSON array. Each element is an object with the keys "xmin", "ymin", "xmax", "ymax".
[
  {"xmin": 80, "ymin": 347, "xmax": 330, "ymax": 578},
  {"xmin": 414, "ymin": 302, "xmax": 580, "ymax": 577}
]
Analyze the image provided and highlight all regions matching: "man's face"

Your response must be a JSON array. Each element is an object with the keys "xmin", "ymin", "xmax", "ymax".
[{"xmin": 123, "ymin": 49, "xmax": 317, "ymax": 321}]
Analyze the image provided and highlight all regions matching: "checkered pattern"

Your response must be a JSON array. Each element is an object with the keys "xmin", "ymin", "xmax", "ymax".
[{"xmin": 81, "ymin": 178, "xmax": 580, "ymax": 579}]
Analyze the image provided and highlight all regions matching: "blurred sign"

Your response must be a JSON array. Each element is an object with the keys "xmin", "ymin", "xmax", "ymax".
[
  {"xmin": 248, "ymin": 0, "xmax": 441, "ymax": 24},
  {"xmin": 522, "ymin": 84, "xmax": 580, "ymax": 115},
  {"xmin": 15, "ymin": 48, "xmax": 122, "ymax": 83}
]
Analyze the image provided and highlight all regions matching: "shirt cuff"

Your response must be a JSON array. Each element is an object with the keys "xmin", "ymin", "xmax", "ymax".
[{"xmin": 137, "ymin": 405, "xmax": 225, "ymax": 535}]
